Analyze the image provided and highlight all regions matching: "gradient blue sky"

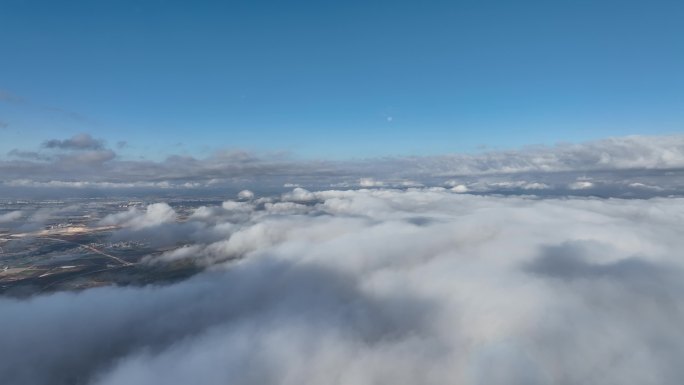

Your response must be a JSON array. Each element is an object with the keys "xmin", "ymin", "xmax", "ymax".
[{"xmin": 1, "ymin": 0, "xmax": 683, "ymax": 160}]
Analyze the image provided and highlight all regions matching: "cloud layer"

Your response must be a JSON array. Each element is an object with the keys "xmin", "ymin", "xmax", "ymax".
[
  {"xmin": 3, "ymin": 134, "xmax": 684, "ymax": 196},
  {"xmin": 2, "ymin": 188, "xmax": 684, "ymax": 384}
]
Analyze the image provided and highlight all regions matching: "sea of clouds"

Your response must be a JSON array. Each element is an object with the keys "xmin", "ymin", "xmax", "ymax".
[
  {"xmin": 2, "ymin": 187, "xmax": 684, "ymax": 384},
  {"xmin": 2, "ymin": 134, "xmax": 684, "ymax": 196}
]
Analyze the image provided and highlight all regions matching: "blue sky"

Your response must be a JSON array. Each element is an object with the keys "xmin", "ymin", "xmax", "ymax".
[{"xmin": 1, "ymin": 0, "xmax": 683, "ymax": 160}]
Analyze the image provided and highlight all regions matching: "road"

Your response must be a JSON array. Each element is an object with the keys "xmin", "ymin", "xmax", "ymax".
[{"xmin": 41, "ymin": 237, "xmax": 133, "ymax": 266}]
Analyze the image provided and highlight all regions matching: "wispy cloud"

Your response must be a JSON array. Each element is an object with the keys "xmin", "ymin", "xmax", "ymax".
[{"xmin": 0, "ymin": 89, "xmax": 25, "ymax": 104}]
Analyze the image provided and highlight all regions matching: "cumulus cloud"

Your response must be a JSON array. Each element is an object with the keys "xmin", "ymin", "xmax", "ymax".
[
  {"xmin": 0, "ymin": 204, "xmax": 84, "ymax": 232},
  {"xmin": 569, "ymin": 180, "xmax": 594, "ymax": 190},
  {"xmin": 282, "ymin": 187, "xmax": 316, "ymax": 202},
  {"xmin": 359, "ymin": 177, "xmax": 384, "ymax": 187},
  {"xmin": 237, "ymin": 189, "xmax": 255, "ymax": 200},
  {"xmin": 43, "ymin": 133, "xmax": 104, "ymax": 151},
  {"xmin": 100, "ymin": 203, "xmax": 177, "ymax": 230},
  {"xmin": 522, "ymin": 182, "xmax": 549, "ymax": 190},
  {"xmin": 2, "ymin": 188, "xmax": 684, "ymax": 384}
]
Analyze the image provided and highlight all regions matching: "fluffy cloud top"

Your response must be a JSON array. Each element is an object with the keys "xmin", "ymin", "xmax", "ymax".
[
  {"xmin": 100, "ymin": 203, "xmax": 177, "ymax": 230},
  {"xmin": 237, "ymin": 189, "xmax": 255, "ymax": 200},
  {"xmin": 2, "ymin": 188, "xmax": 684, "ymax": 384}
]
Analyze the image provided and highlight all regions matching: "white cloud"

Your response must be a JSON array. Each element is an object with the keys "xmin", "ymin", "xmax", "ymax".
[
  {"xmin": 3, "ymin": 134, "xmax": 684, "ymax": 195},
  {"xmin": 359, "ymin": 178, "xmax": 384, "ymax": 187},
  {"xmin": 5, "ymin": 180, "xmax": 184, "ymax": 189},
  {"xmin": 282, "ymin": 187, "xmax": 316, "ymax": 202},
  {"xmin": 451, "ymin": 184, "xmax": 469, "ymax": 193},
  {"xmin": 0, "ymin": 210, "xmax": 22, "ymax": 223},
  {"xmin": 568, "ymin": 181, "xmax": 594, "ymax": 190},
  {"xmin": 221, "ymin": 201, "xmax": 254, "ymax": 213},
  {"xmin": 522, "ymin": 182, "xmax": 550, "ymax": 190},
  {"xmin": 100, "ymin": 203, "xmax": 177, "ymax": 230},
  {"xmin": 628, "ymin": 182, "xmax": 663, "ymax": 191},
  {"xmin": 237, "ymin": 190, "xmax": 255, "ymax": 200},
  {"xmin": 3, "ymin": 189, "xmax": 684, "ymax": 385},
  {"xmin": 144, "ymin": 245, "xmax": 204, "ymax": 264}
]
